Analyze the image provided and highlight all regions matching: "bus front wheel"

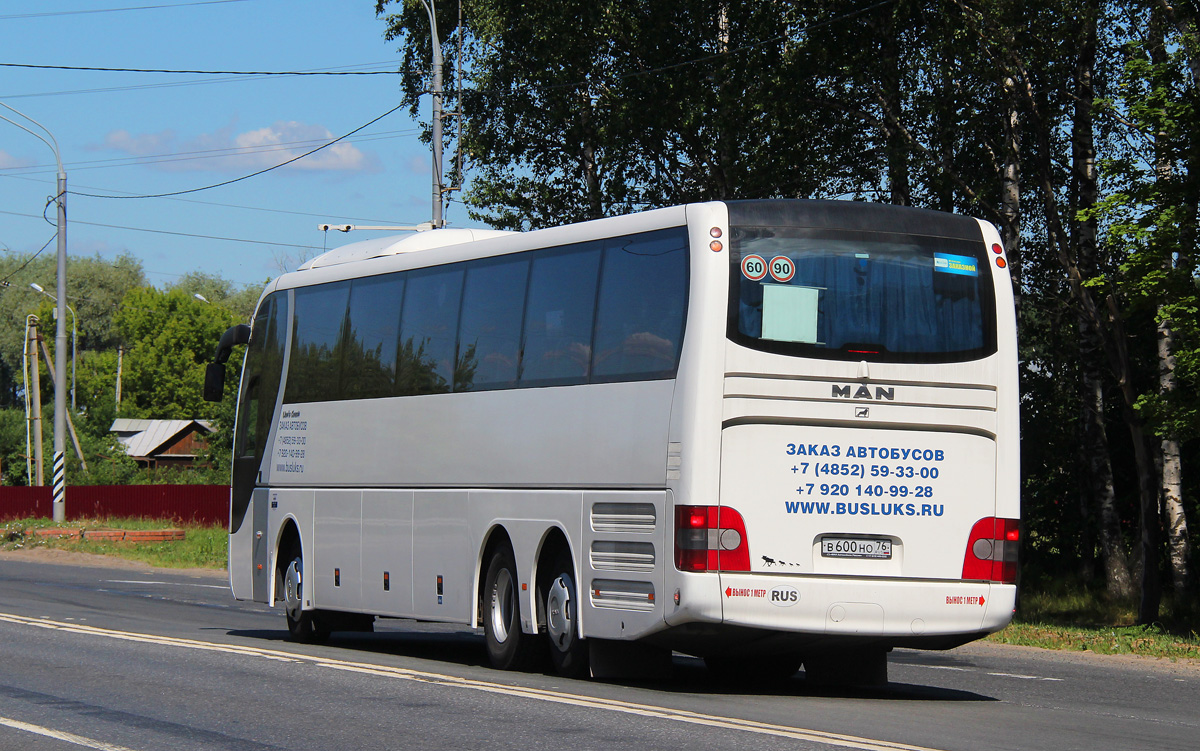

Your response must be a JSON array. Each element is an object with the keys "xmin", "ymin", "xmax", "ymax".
[
  {"xmin": 544, "ymin": 552, "xmax": 588, "ymax": 678},
  {"xmin": 483, "ymin": 547, "xmax": 539, "ymax": 670},
  {"xmin": 280, "ymin": 552, "xmax": 329, "ymax": 644}
]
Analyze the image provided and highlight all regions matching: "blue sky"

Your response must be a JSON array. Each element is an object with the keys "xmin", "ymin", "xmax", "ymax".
[{"xmin": 0, "ymin": 0, "xmax": 456, "ymax": 290}]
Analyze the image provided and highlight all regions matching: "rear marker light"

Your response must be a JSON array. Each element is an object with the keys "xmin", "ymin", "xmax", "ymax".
[
  {"xmin": 992, "ymin": 243, "xmax": 1003, "ymax": 254},
  {"xmin": 710, "ymin": 227, "xmax": 723, "ymax": 238},
  {"xmin": 710, "ymin": 240, "xmax": 723, "ymax": 252},
  {"xmin": 996, "ymin": 257, "xmax": 1007, "ymax": 268},
  {"xmin": 675, "ymin": 505, "xmax": 750, "ymax": 572},
  {"xmin": 963, "ymin": 517, "xmax": 1019, "ymax": 583}
]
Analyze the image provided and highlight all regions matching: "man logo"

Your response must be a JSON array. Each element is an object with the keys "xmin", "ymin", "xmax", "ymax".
[
  {"xmin": 769, "ymin": 586, "xmax": 799, "ymax": 607},
  {"xmin": 832, "ymin": 384, "xmax": 895, "ymax": 401}
]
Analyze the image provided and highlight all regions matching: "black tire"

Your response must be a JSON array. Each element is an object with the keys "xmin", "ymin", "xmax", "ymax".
[
  {"xmin": 483, "ymin": 547, "xmax": 539, "ymax": 670},
  {"xmin": 543, "ymin": 551, "xmax": 588, "ymax": 678},
  {"xmin": 278, "ymin": 551, "xmax": 329, "ymax": 644},
  {"xmin": 704, "ymin": 654, "xmax": 800, "ymax": 685}
]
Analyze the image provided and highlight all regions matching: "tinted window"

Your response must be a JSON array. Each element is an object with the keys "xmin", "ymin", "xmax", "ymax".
[
  {"xmin": 397, "ymin": 266, "xmax": 464, "ymax": 395},
  {"xmin": 235, "ymin": 300, "xmax": 274, "ymax": 461},
  {"xmin": 231, "ymin": 292, "xmax": 287, "ymax": 532},
  {"xmin": 729, "ymin": 227, "xmax": 994, "ymax": 362},
  {"xmin": 457, "ymin": 257, "xmax": 529, "ymax": 391},
  {"xmin": 343, "ymin": 273, "xmax": 404, "ymax": 400},
  {"xmin": 520, "ymin": 243, "xmax": 602, "ymax": 385},
  {"xmin": 287, "ymin": 282, "xmax": 351, "ymax": 402},
  {"xmin": 593, "ymin": 228, "xmax": 688, "ymax": 380}
]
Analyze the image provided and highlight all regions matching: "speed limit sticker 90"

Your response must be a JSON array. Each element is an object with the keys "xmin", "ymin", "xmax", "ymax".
[
  {"xmin": 741, "ymin": 254, "xmax": 768, "ymax": 281},
  {"xmin": 769, "ymin": 256, "xmax": 795, "ymax": 283}
]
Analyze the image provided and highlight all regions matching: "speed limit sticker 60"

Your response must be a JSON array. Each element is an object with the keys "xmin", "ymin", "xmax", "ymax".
[
  {"xmin": 741, "ymin": 255, "xmax": 767, "ymax": 281},
  {"xmin": 769, "ymin": 256, "xmax": 795, "ymax": 283}
]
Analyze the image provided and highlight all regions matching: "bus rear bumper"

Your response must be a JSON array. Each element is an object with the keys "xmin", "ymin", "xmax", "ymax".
[{"xmin": 668, "ymin": 574, "xmax": 1015, "ymax": 647}]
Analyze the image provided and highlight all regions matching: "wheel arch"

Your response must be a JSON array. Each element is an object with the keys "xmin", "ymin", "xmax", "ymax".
[
  {"xmin": 533, "ymin": 524, "xmax": 577, "ymax": 631},
  {"xmin": 475, "ymin": 523, "xmax": 514, "ymax": 628},
  {"xmin": 272, "ymin": 515, "xmax": 303, "ymax": 607}
]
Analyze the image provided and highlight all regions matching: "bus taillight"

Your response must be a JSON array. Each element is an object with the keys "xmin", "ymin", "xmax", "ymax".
[
  {"xmin": 962, "ymin": 517, "xmax": 1019, "ymax": 583},
  {"xmin": 674, "ymin": 506, "xmax": 751, "ymax": 572}
]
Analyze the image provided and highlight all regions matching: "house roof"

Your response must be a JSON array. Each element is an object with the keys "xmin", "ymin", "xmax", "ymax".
[{"xmin": 110, "ymin": 418, "xmax": 213, "ymax": 458}]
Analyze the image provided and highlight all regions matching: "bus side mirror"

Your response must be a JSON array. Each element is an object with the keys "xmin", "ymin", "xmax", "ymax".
[
  {"xmin": 204, "ymin": 323, "xmax": 251, "ymax": 402},
  {"xmin": 204, "ymin": 362, "xmax": 225, "ymax": 402},
  {"xmin": 213, "ymin": 324, "xmax": 252, "ymax": 364}
]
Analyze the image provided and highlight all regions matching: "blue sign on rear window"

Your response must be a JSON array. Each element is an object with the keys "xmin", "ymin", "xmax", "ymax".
[{"xmin": 933, "ymin": 253, "xmax": 979, "ymax": 276}]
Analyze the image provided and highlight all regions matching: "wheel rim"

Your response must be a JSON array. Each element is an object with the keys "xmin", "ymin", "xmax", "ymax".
[
  {"xmin": 546, "ymin": 573, "xmax": 574, "ymax": 649},
  {"xmin": 489, "ymin": 567, "xmax": 515, "ymax": 643},
  {"xmin": 283, "ymin": 559, "xmax": 303, "ymax": 622}
]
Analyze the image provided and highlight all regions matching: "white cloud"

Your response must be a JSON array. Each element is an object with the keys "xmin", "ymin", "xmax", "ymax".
[
  {"xmin": 100, "ymin": 129, "xmax": 178, "ymax": 156},
  {"xmin": 0, "ymin": 149, "xmax": 33, "ymax": 169},
  {"xmin": 94, "ymin": 120, "xmax": 379, "ymax": 174}
]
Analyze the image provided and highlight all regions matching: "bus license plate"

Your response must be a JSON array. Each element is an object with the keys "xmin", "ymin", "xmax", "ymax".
[{"xmin": 820, "ymin": 537, "xmax": 892, "ymax": 559}]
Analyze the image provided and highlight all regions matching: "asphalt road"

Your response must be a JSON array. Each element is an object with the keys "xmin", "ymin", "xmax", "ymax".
[{"xmin": 0, "ymin": 551, "xmax": 1195, "ymax": 751}]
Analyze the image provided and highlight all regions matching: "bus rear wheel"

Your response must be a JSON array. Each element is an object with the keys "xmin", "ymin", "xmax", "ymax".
[
  {"xmin": 483, "ymin": 547, "xmax": 539, "ymax": 670},
  {"xmin": 280, "ymin": 552, "xmax": 329, "ymax": 644},
  {"xmin": 544, "ymin": 552, "xmax": 588, "ymax": 678}
]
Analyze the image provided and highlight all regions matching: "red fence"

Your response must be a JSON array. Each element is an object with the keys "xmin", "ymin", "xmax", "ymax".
[{"xmin": 0, "ymin": 485, "xmax": 229, "ymax": 527}]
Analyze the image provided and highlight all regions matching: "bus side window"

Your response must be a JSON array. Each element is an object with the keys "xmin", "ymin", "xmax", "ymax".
[
  {"xmin": 287, "ymin": 282, "xmax": 351, "ymax": 404},
  {"xmin": 520, "ymin": 243, "xmax": 602, "ymax": 386},
  {"xmin": 456, "ymin": 257, "xmax": 529, "ymax": 391},
  {"xmin": 397, "ymin": 266, "xmax": 464, "ymax": 395},
  {"xmin": 593, "ymin": 228, "xmax": 688, "ymax": 380},
  {"xmin": 343, "ymin": 273, "xmax": 405, "ymax": 400}
]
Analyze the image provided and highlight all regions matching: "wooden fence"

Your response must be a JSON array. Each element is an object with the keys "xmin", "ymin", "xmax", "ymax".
[{"xmin": 0, "ymin": 485, "xmax": 228, "ymax": 527}]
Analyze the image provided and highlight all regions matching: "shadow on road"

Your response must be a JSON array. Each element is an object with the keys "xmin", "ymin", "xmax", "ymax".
[{"xmin": 226, "ymin": 622, "xmax": 997, "ymax": 703}]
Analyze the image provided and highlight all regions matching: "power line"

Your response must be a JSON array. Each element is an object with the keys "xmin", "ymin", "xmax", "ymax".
[
  {"xmin": 0, "ymin": 61, "xmax": 406, "ymax": 101},
  {"xmin": 0, "ymin": 1, "xmax": 252, "ymax": 21},
  {"xmin": 71, "ymin": 103, "xmax": 408, "ymax": 199},
  {"xmin": 0, "ymin": 209, "xmax": 319, "ymax": 250},
  {"xmin": 0, "ymin": 62, "xmax": 404, "ymax": 76},
  {"xmin": 0, "ymin": 172, "xmax": 418, "ymax": 224},
  {"xmin": 0, "ymin": 233, "xmax": 56, "ymax": 287},
  {"xmin": 0, "ymin": 128, "xmax": 418, "ymax": 175}
]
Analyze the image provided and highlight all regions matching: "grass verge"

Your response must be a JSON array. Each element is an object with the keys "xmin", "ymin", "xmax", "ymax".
[
  {"xmin": 986, "ymin": 580, "xmax": 1200, "ymax": 660},
  {"xmin": 1, "ymin": 517, "xmax": 227, "ymax": 570},
  {"xmin": 987, "ymin": 622, "xmax": 1200, "ymax": 660}
]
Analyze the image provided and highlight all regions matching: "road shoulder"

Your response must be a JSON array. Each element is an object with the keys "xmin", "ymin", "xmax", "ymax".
[{"xmin": 0, "ymin": 547, "xmax": 226, "ymax": 580}]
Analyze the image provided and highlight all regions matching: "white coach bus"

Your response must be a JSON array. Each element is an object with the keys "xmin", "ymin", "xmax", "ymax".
[{"xmin": 205, "ymin": 200, "xmax": 1019, "ymax": 685}]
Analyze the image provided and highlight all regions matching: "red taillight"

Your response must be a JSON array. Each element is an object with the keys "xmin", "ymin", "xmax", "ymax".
[
  {"xmin": 962, "ymin": 517, "xmax": 1019, "ymax": 583},
  {"xmin": 674, "ymin": 505, "xmax": 751, "ymax": 572}
]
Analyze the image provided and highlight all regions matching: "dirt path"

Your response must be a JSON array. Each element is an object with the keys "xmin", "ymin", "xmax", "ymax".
[{"xmin": 0, "ymin": 546, "xmax": 226, "ymax": 579}]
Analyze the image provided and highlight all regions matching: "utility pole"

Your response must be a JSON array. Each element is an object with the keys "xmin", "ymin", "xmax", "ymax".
[
  {"xmin": 419, "ymin": 0, "xmax": 445, "ymax": 228},
  {"xmin": 28, "ymin": 321, "xmax": 44, "ymax": 487},
  {"xmin": 116, "ymin": 345, "xmax": 123, "ymax": 410},
  {"xmin": 1, "ymin": 101, "xmax": 68, "ymax": 521}
]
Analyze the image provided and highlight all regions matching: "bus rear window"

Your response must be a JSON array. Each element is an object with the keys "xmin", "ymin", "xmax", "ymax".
[{"xmin": 729, "ymin": 227, "xmax": 995, "ymax": 362}]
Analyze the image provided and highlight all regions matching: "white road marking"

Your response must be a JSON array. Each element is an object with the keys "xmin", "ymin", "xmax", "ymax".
[
  {"xmin": 0, "ymin": 715, "xmax": 141, "ymax": 751},
  {"xmin": 910, "ymin": 665, "xmax": 968, "ymax": 672},
  {"xmin": 904, "ymin": 662, "xmax": 1063, "ymax": 682},
  {"xmin": 102, "ymin": 580, "xmax": 228, "ymax": 590},
  {"xmin": 987, "ymin": 672, "xmax": 1063, "ymax": 681},
  {"xmin": 0, "ymin": 612, "xmax": 947, "ymax": 751}
]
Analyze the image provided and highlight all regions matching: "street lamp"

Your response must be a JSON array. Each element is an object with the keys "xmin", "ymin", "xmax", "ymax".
[
  {"xmin": 30, "ymin": 283, "xmax": 76, "ymax": 410},
  {"xmin": 2, "ymin": 101, "xmax": 68, "ymax": 521}
]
